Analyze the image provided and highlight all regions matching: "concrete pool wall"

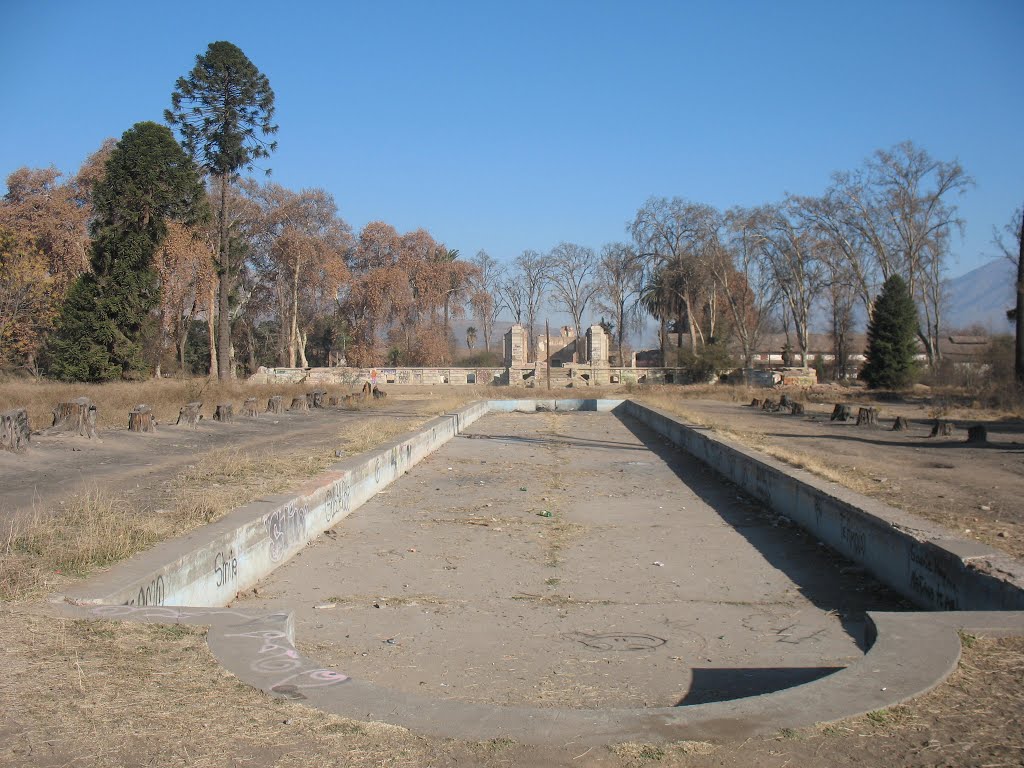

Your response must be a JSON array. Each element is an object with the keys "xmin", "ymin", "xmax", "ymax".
[
  {"xmin": 621, "ymin": 400, "xmax": 1024, "ymax": 612},
  {"xmin": 64, "ymin": 398, "xmax": 1024, "ymax": 612}
]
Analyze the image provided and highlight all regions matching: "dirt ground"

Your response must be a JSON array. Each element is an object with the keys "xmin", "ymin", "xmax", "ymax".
[{"xmin": 1, "ymin": 382, "xmax": 1023, "ymax": 766}]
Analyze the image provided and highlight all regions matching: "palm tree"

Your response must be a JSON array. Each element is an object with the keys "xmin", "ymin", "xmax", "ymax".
[{"xmin": 640, "ymin": 267, "xmax": 684, "ymax": 365}]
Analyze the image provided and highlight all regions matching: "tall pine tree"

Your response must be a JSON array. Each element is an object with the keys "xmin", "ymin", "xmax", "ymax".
[
  {"xmin": 166, "ymin": 41, "xmax": 277, "ymax": 380},
  {"xmin": 47, "ymin": 122, "xmax": 205, "ymax": 381},
  {"xmin": 861, "ymin": 274, "xmax": 919, "ymax": 389}
]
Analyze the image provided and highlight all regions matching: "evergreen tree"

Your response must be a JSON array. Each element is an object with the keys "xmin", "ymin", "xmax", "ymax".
[
  {"xmin": 166, "ymin": 41, "xmax": 277, "ymax": 380},
  {"xmin": 47, "ymin": 122, "xmax": 205, "ymax": 381},
  {"xmin": 861, "ymin": 274, "xmax": 919, "ymax": 389}
]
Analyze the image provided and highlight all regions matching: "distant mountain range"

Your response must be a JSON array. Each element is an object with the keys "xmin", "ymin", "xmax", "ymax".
[{"xmin": 944, "ymin": 258, "xmax": 1017, "ymax": 332}]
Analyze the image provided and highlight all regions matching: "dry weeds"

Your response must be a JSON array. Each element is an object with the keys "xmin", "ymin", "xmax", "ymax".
[
  {"xmin": 635, "ymin": 392, "xmax": 877, "ymax": 494},
  {"xmin": 0, "ymin": 387, "xmax": 481, "ymax": 604},
  {"xmin": 0, "ymin": 375, "xmax": 467, "ymax": 433}
]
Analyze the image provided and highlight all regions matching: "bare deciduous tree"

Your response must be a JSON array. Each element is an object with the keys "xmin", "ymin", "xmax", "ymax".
[
  {"xmin": 469, "ymin": 249, "xmax": 504, "ymax": 355},
  {"xmin": 595, "ymin": 242, "xmax": 643, "ymax": 365},
  {"xmin": 716, "ymin": 209, "xmax": 777, "ymax": 367},
  {"xmin": 509, "ymin": 249, "xmax": 550, "ymax": 361},
  {"xmin": 749, "ymin": 203, "xmax": 826, "ymax": 366},
  {"xmin": 548, "ymin": 242, "xmax": 600, "ymax": 361}
]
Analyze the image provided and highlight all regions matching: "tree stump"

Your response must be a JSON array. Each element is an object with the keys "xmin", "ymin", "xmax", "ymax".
[
  {"xmin": 856, "ymin": 407, "xmax": 879, "ymax": 427},
  {"xmin": 372, "ymin": 386, "xmax": 387, "ymax": 400},
  {"xmin": 789, "ymin": 401, "xmax": 805, "ymax": 416},
  {"xmin": 929, "ymin": 420, "xmax": 953, "ymax": 438},
  {"xmin": 831, "ymin": 404, "xmax": 852, "ymax": 422},
  {"xmin": 214, "ymin": 403, "xmax": 234, "ymax": 423},
  {"xmin": 891, "ymin": 416, "xmax": 910, "ymax": 432},
  {"xmin": 266, "ymin": 396, "xmax": 285, "ymax": 414},
  {"xmin": 306, "ymin": 389, "xmax": 326, "ymax": 409},
  {"xmin": 128, "ymin": 404, "xmax": 156, "ymax": 433},
  {"xmin": 328, "ymin": 395, "xmax": 340, "ymax": 407},
  {"xmin": 761, "ymin": 398, "xmax": 776, "ymax": 411},
  {"xmin": 779, "ymin": 394, "xmax": 792, "ymax": 410},
  {"xmin": 966, "ymin": 425, "xmax": 988, "ymax": 444},
  {"xmin": 176, "ymin": 401, "xmax": 203, "ymax": 428},
  {"xmin": 243, "ymin": 398, "xmax": 259, "ymax": 418},
  {"xmin": 51, "ymin": 397, "xmax": 98, "ymax": 438},
  {"xmin": 1, "ymin": 408, "xmax": 30, "ymax": 452},
  {"xmin": 750, "ymin": 398, "xmax": 762, "ymax": 408},
  {"xmin": 361, "ymin": 381, "xmax": 373, "ymax": 398},
  {"xmin": 290, "ymin": 396, "xmax": 309, "ymax": 412}
]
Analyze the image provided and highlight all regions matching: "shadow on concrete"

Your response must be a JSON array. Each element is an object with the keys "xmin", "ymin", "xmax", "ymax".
[
  {"xmin": 612, "ymin": 412, "xmax": 911, "ymax": 656},
  {"xmin": 457, "ymin": 433, "xmax": 648, "ymax": 452},
  {"xmin": 676, "ymin": 666, "xmax": 844, "ymax": 706}
]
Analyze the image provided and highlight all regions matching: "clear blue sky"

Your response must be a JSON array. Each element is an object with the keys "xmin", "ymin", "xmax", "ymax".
[{"xmin": 2, "ymin": 0, "xmax": 1021, "ymax": 279}]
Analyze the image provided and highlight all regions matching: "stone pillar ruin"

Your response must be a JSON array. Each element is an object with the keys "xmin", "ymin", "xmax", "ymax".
[
  {"xmin": 587, "ymin": 324, "xmax": 609, "ymax": 366},
  {"xmin": 504, "ymin": 324, "xmax": 528, "ymax": 367}
]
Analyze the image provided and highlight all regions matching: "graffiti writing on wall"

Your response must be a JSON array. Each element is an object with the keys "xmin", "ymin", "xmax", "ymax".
[
  {"xmin": 323, "ymin": 478, "xmax": 352, "ymax": 524},
  {"xmin": 214, "ymin": 550, "xmax": 238, "ymax": 588},
  {"xmin": 128, "ymin": 575, "xmax": 165, "ymax": 606},
  {"xmin": 265, "ymin": 502, "xmax": 309, "ymax": 563},
  {"xmin": 839, "ymin": 512, "xmax": 867, "ymax": 558}
]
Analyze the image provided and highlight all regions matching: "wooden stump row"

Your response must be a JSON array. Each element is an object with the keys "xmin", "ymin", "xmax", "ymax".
[
  {"xmin": 856, "ymin": 407, "xmax": 879, "ymax": 427},
  {"xmin": 177, "ymin": 401, "xmax": 203, "ymax": 429},
  {"xmin": 51, "ymin": 397, "xmax": 98, "ymax": 438},
  {"xmin": 1, "ymin": 408, "xmax": 30, "ymax": 452},
  {"xmin": 6, "ymin": 384, "xmax": 379, "ymax": 447},
  {"xmin": 128, "ymin": 404, "xmax": 156, "ymax": 433},
  {"xmin": 831, "ymin": 404, "xmax": 852, "ymax": 422}
]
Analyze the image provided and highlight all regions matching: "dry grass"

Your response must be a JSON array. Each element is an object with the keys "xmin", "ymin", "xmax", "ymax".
[
  {"xmin": 634, "ymin": 391, "xmax": 877, "ymax": 493},
  {"xmin": 0, "ymin": 387, "xmax": 481, "ymax": 604},
  {"xmin": 0, "ymin": 375, "xmax": 477, "ymax": 433}
]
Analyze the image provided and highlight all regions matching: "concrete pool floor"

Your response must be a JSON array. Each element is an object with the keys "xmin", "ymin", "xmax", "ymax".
[{"xmin": 236, "ymin": 410, "xmax": 907, "ymax": 710}]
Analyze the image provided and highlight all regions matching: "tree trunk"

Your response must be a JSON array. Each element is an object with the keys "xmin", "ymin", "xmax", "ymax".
[
  {"xmin": 966, "ymin": 424, "xmax": 988, "ymax": 444},
  {"xmin": 1, "ymin": 408, "xmax": 30, "ymax": 452},
  {"xmin": 831, "ymin": 404, "xmax": 852, "ymax": 422},
  {"xmin": 128, "ymin": 404, "xmax": 156, "ymax": 433},
  {"xmin": 51, "ymin": 398, "xmax": 98, "ymax": 438},
  {"xmin": 243, "ymin": 398, "xmax": 259, "ymax": 417},
  {"xmin": 855, "ymin": 406, "xmax": 879, "ymax": 427},
  {"xmin": 290, "ymin": 396, "xmax": 309, "ymax": 412},
  {"xmin": 1016, "ymin": 209, "xmax": 1024, "ymax": 385},
  {"xmin": 214, "ymin": 403, "xmax": 234, "ymax": 423},
  {"xmin": 298, "ymin": 328, "xmax": 309, "ymax": 368},
  {"xmin": 176, "ymin": 402, "xmax": 203, "ymax": 428},
  {"xmin": 892, "ymin": 416, "xmax": 910, "ymax": 431},
  {"xmin": 216, "ymin": 174, "xmax": 231, "ymax": 380},
  {"xmin": 208, "ymin": 283, "xmax": 217, "ymax": 377},
  {"xmin": 266, "ymin": 396, "xmax": 284, "ymax": 414},
  {"xmin": 929, "ymin": 420, "xmax": 953, "ymax": 437}
]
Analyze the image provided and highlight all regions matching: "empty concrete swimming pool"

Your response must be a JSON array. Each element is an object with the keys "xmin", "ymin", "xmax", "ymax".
[
  {"xmin": 236, "ymin": 408, "xmax": 903, "ymax": 709},
  {"xmin": 59, "ymin": 398, "xmax": 1024, "ymax": 745}
]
